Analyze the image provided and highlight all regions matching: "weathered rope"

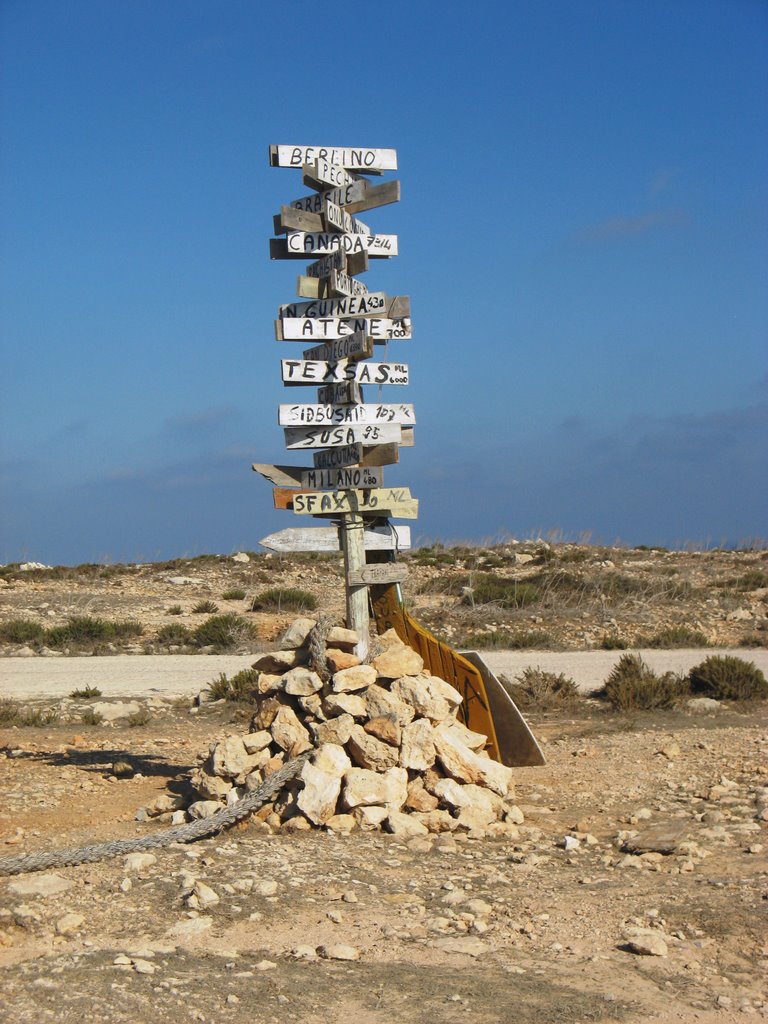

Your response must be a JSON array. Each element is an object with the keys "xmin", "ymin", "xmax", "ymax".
[
  {"xmin": 0, "ymin": 750, "xmax": 310, "ymax": 877},
  {"xmin": 306, "ymin": 614, "xmax": 335, "ymax": 682}
]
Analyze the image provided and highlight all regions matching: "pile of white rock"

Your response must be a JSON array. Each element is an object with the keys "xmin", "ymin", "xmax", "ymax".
[{"xmin": 149, "ymin": 618, "xmax": 523, "ymax": 838}]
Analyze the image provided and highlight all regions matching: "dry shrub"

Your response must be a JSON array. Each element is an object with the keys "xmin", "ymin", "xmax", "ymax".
[
  {"xmin": 689, "ymin": 655, "xmax": 768, "ymax": 701},
  {"xmin": 503, "ymin": 666, "xmax": 580, "ymax": 711},
  {"xmin": 208, "ymin": 668, "xmax": 260, "ymax": 702},
  {"xmin": 601, "ymin": 654, "xmax": 689, "ymax": 710}
]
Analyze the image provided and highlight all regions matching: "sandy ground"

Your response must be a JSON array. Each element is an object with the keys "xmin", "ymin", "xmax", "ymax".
[{"xmin": 2, "ymin": 649, "xmax": 767, "ymax": 700}]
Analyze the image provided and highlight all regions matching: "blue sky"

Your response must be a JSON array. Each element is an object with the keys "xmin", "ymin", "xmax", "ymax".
[{"xmin": 1, "ymin": 0, "xmax": 766, "ymax": 564}]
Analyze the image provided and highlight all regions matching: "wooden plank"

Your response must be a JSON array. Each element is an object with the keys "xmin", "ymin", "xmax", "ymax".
[
  {"xmin": 258, "ymin": 524, "xmax": 411, "ymax": 553},
  {"xmin": 323, "ymin": 199, "xmax": 370, "ymax": 236},
  {"xmin": 291, "ymin": 487, "xmax": 413, "ymax": 516},
  {"xmin": 270, "ymin": 237, "xmax": 381, "ymax": 263},
  {"xmin": 254, "ymin": 463, "xmax": 380, "ymax": 490},
  {"xmin": 400, "ymin": 426, "xmax": 415, "ymax": 447},
  {"xmin": 295, "ymin": 271, "xmax": 369, "ymax": 299},
  {"xmin": 304, "ymin": 250, "xmax": 369, "ymax": 278},
  {"xmin": 312, "ymin": 443, "xmax": 363, "ymax": 469},
  {"xmin": 279, "ymin": 403, "xmax": 415, "ymax": 427},
  {"xmin": 330, "ymin": 269, "xmax": 369, "ymax": 297},
  {"xmin": 303, "ymin": 159, "xmax": 365, "ymax": 191},
  {"xmin": 282, "ymin": 359, "xmax": 408, "ymax": 386},
  {"xmin": 280, "ymin": 317, "xmax": 411, "ymax": 341},
  {"xmin": 273, "ymin": 206, "xmax": 322, "ymax": 236},
  {"xmin": 269, "ymin": 145, "xmax": 397, "ymax": 171},
  {"xmin": 344, "ymin": 179, "xmax": 401, "ymax": 215},
  {"xmin": 341, "ymin": 512, "xmax": 370, "ymax": 659},
  {"xmin": 348, "ymin": 564, "xmax": 409, "ymax": 586},
  {"xmin": 284, "ymin": 423, "xmax": 401, "ymax": 450},
  {"xmin": 317, "ymin": 381, "xmax": 362, "ymax": 404},
  {"xmin": 301, "ymin": 330, "xmax": 374, "ymax": 363},
  {"xmin": 289, "ymin": 179, "xmax": 368, "ymax": 214},
  {"xmin": 361, "ymin": 442, "xmax": 399, "ymax": 467},
  {"xmin": 284, "ymin": 233, "xmax": 397, "ymax": 258},
  {"xmin": 278, "ymin": 293, "xmax": 409, "ymax": 320}
]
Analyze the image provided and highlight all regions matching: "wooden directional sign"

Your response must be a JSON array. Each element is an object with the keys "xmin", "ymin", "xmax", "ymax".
[
  {"xmin": 259, "ymin": 524, "xmax": 411, "ymax": 553},
  {"xmin": 301, "ymin": 331, "xmax": 373, "ymax": 363},
  {"xmin": 323, "ymin": 200, "xmax": 370, "ymax": 236},
  {"xmin": 281, "ymin": 359, "xmax": 408, "ymax": 386},
  {"xmin": 343, "ymin": 179, "xmax": 401, "ymax": 215},
  {"xmin": 253, "ymin": 463, "xmax": 382, "ymax": 489},
  {"xmin": 302, "ymin": 159, "xmax": 363, "ymax": 191},
  {"xmin": 278, "ymin": 403, "xmax": 415, "ymax": 427},
  {"xmin": 296, "ymin": 271, "xmax": 369, "ymax": 299},
  {"xmin": 284, "ymin": 232, "xmax": 397, "ymax": 258},
  {"xmin": 312, "ymin": 443, "xmax": 364, "ymax": 469},
  {"xmin": 278, "ymin": 293, "xmax": 409, "ymax": 320},
  {"xmin": 280, "ymin": 317, "xmax": 411, "ymax": 341},
  {"xmin": 317, "ymin": 381, "xmax": 361, "ymax": 404},
  {"xmin": 347, "ymin": 563, "xmax": 409, "ymax": 586},
  {"xmin": 289, "ymin": 180, "xmax": 369, "ymax": 214},
  {"xmin": 305, "ymin": 250, "xmax": 368, "ymax": 279},
  {"xmin": 270, "ymin": 238, "xmax": 380, "ymax": 263},
  {"xmin": 269, "ymin": 145, "xmax": 397, "ymax": 171},
  {"xmin": 284, "ymin": 423, "xmax": 402, "ymax": 450},
  {"xmin": 291, "ymin": 487, "xmax": 412, "ymax": 516}
]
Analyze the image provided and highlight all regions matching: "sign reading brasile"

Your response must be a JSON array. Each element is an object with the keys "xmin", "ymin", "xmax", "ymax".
[{"xmin": 254, "ymin": 144, "xmax": 413, "ymax": 658}]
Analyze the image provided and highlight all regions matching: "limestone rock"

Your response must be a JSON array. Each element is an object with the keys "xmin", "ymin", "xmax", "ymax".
[
  {"xmin": 364, "ymin": 714, "xmax": 401, "ymax": 747},
  {"xmin": 281, "ymin": 617, "xmax": 317, "ymax": 649},
  {"xmin": 434, "ymin": 724, "xmax": 513, "ymax": 796},
  {"xmin": 325, "ymin": 649, "xmax": 361, "ymax": 672},
  {"xmin": 326, "ymin": 626, "xmax": 358, "ymax": 648},
  {"xmin": 312, "ymin": 742, "xmax": 352, "ymax": 778},
  {"xmin": 318, "ymin": 944, "xmax": 360, "ymax": 961},
  {"xmin": 283, "ymin": 666, "xmax": 323, "ymax": 696},
  {"xmin": 243, "ymin": 730, "xmax": 272, "ymax": 753},
  {"xmin": 311, "ymin": 714, "xmax": 355, "ymax": 746},
  {"xmin": 456, "ymin": 804, "xmax": 498, "ymax": 831},
  {"xmin": 323, "ymin": 692, "xmax": 367, "ymax": 718},
  {"xmin": 622, "ymin": 927, "xmax": 668, "ymax": 956},
  {"xmin": 90, "ymin": 701, "xmax": 140, "ymax": 722},
  {"xmin": 270, "ymin": 705, "xmax": 312, "ymax": 755},
  {"xmin": 252, "ymin": 649, "xmax": 307, "ymax": 673},
  {"xmin": 297, "ymin": 693, "xmax": 324, "ymax": 718},
  {"xmin": 123, "ymin": 853, "xmax": 157, "ymax": 873},
  {"xmin": 297, "ymin": 762, "xmax": 342, "ymax": 825},
  {"xmin": 386, "ymin": 811, "xmax": 429, "ymax": 836},
  {"xmin": 188, "ymin": 800, "xmax": 223, "ymax": 819},
  {"xmin": 343, "ymin": 767, "xmax": 408, "ymax": 810},
  {"xmin": 413, "ymin": 809, "xmax": 457, "ymax": 833},
  {"xmin": 364, "ymin": 684, "xmax": 415, "ymax": 727},
  {"xmin": 331, "ymin": 664, "xmax": 377, "ymax": 692},
  {"xmin": 438, "ymin": 719, "xmax": 487, "ymax": 750},
  {"xmin": 8, "ymin": 873, "xmax": 73, "ymax": 897},
  {"xmin": 256, "ymin": 673, "xmax": 283, "ymax": 695},
  {"xmin": 211, "ymin": 735, "xmax": 253, "ymax": 778},
  {"xmin": 325, "ymin": 813, "xmax": 357, "ymax": 834},
  {"xmin": 405, "ymin": 779, "xmax": 439, "ymax": 812},
  {"xmin": 373, "ymin": 646, "xmax": 424, "ymax": 679},
  {"xmin": 391, "ymin": 676, "xmax": 450, "ymax": 722},
  {"xmin": 347, "ymin": 724, "xmax": 399, "ymax": 771},
  {"xmin": 399, "ymin": 718, "xmax": 436, "ymax": 771},
  {"xmin": 250, "ymin": 696, "xmax": 287, "ymax": 730},
  {"xmin": 55, "ymin": 912, "xmax": 85, "ymax": 935},
  {"xmin": 354, "ymin": 805, "xmax": 389, "ymax": 830}
]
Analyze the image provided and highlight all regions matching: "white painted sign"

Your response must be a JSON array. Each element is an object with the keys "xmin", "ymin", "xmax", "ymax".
[
  {"xmin": 304, "ymin": 250, "xmax": 347, "ymax": 278},
  {"xmin": 289, "ymin": 180, "xmax": 368, "ymax": 214},
  {"xmin": 292, "ymin": 487, "xmax": 412, "ymax": 516},
  {"xmin": 285, "ymin": 232, "xmax": 397, "ymax": 257},
  {"xmin": 284, "ymin": 423, "xmax": 402, "ymax": 450},
  {"xmin": 281, "ymin": 317, "xmax": 412, "ymax": 341},
  {"xmin": 347, "ymin": 563, "xmax": 410, "ymax": 586},
  {"xmin": 317, "ymin": 381, "xmax": 362, "ymax": 405},
  {"xmin": 299, "ymin": 466, "xmax": 383, "ymax": 490},
  {"xmin": 270, "ymin": 145, "xmax": 398, "ymax": 171},
  {"xmin": 312, "ymin": 443, "xmax": 363, "ymax": 469},
  {"xmin": 281, "ymin": 359, "xmax": 409, "ymax": 386},
  {"xmin": 323, "ymin": 199, "xmax": 370, "ymax": 236},
  {"xmin": 279, "ymin": 403, "xmax": 415, "ymax": 426},
  {"xmin": 258, "ymin": 524, "xmax": 411, "ymax": 553},
  {"xmin": 278, "ymin": 292, "xmax": 408, "ymax": 319},
  {"xmin": 301, "ymin": 330, "xmax": 373, "ymax": 363},
  {"xmin": 330, "ymin": 270, "xmax": 369, "ymax": 297}
]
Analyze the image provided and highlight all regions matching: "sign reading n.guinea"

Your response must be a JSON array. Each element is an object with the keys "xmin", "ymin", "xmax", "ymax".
[
  {"xmin": 284, "ymin": 423, "xmax": 402, "ymax": 450},
  {"xmin": 270, "ymin": 145, "xmax": 398, "ymax": 171},
  {"xmin": 278, "ymin": 292, "xmax": 409, "ymax": 320},
  {"xmin": 281, "ymin": 359, "xmax": 408, "ymax": 386},
  {"xmin": 278, "ymin": 403, "xmax": 415, "ymax": 426}
]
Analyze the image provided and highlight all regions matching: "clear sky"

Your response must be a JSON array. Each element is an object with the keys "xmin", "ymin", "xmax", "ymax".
[{"xmin": 1, "ymin": 0, "xmax": 766, "ymax": 564}]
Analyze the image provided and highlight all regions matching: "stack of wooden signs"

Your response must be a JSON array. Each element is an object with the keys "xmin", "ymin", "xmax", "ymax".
[{"xmin": 254, "ymin": 144, "xmax": 415, "ymax": 658}]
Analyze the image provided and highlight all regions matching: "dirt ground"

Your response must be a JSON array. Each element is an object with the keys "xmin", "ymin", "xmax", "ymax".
[{"xmin": 1, "ymin": 697, "xmax": 766, "ymax": 1023}]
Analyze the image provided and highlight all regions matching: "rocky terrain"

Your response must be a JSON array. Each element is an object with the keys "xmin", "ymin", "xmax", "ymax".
[{"xmin": 1, "ymin": 539, "xmax": 766, "ymax": 655}]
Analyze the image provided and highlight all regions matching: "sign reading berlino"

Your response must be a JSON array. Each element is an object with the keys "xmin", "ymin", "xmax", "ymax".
[{"xmin": 255, "ymin": 143, "xmax": 413, "ymax": 658}]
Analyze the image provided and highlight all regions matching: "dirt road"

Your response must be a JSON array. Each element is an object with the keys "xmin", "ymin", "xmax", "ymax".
[{"xmin": 1, "ymin": 649, "xmax": 765, "ymax": 700}]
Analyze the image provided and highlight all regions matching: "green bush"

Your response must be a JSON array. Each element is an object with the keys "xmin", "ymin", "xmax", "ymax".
[
  {"xmin": 461, "ymin": 574, "xmax": 540, "ymax": 609},
  {"xmin": 156, "ymin": 623, "xmax": 192, "ymax": 645},
  {"xmin": 0, "ymin": 618, "xmax": 45, "ymax": 645},
  {"xmin": 601, "ymin": 654, "xmax": 689, "ymax": 710},
  {"xmin": 249, "ymin": 588, "xmax": 318, "ymax": 612},
  {"xmin": 503, "ymin": 667, "xmax": 580, "ymax": 711},
  {"xmin": 192, "ymin": 599, "xmax": 219, "ymax": 614},
  {"xmin": 45, "ymin": 616, "xmax": 143, "ymax": 649},
  {"xmin": 222, "ymin": 588, "xmax": 246, "ymax": 601},
  {"xmin": 637, "ymin": 625, "xmax": 709, "ymax": 648},
  {"xmin": 208, "ymin": 668, "xmax": 260, "ymax": 702},
  {"xmin": 191, "ymin": 614, "xmax": 256, "ymax": 650},
  {"xmin": 689, "ymin": 655, "xmax": 768, "ymax": 701},
  {"xmin": 70, "ymin": 686, "xmax": 102, "ymax": 699}
]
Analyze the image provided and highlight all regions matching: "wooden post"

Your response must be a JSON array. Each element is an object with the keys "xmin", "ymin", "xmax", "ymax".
[{"xmin": 339, "ymin": 512, "xmax": 369, "ymax": 660}]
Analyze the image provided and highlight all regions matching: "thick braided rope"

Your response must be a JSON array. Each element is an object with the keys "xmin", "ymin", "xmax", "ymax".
[
  {"xmin": 0, "ymin": 750, "xmax": 310, "ymax": 877},
  {"xmin": 306, "ymin": 615, "xmax": 335, "ymax": 682}
]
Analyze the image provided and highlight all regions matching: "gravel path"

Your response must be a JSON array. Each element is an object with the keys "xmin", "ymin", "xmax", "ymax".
[{"xmin": 1, "ymin": 648, "xmax": 765, "ymax": 699}]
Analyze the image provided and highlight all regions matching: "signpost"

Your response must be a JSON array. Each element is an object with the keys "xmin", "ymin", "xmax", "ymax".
[{"xmin": 259, "ymin": 144, "xmax": 413, "ymax": 658}]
